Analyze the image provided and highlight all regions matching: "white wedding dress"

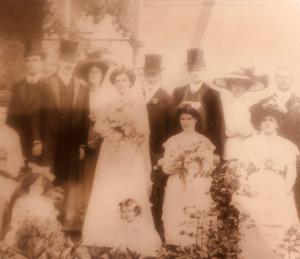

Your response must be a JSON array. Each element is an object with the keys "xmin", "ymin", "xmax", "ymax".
[{"xmin": 82, "ymin": 83, "xmax": 161, "ymax": 256}]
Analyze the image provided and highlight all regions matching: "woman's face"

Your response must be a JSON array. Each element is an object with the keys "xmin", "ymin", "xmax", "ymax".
[
  {"xmin": 114, "ymin": 73, "xmax": 132, "ymax": 94},
  {"xmin": 180, "ymin": 113, "xmax": 197, "ymax": 132},
  {"xmin": 229, "ymin": 82, "xmax": 247, "ymax": 97},
  {"xmin": 87, "ymin": 66, "xmax": 103, "ymax": 86},
  {"xmin": 260, "ymin": 116, "xmax": 278, "ymax": 135}
]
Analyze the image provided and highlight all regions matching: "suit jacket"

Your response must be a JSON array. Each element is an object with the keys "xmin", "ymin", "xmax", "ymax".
[
  {"xmin": 34, "ymin": 74, "xmax": 89, "ymax": 182},
  {"xmin": 147, "ymin": 88, "xmax": 173, "ymax": 165},
  {"xmin": 7, "ymin": 79, "xmax": 44, "ymax": 159},
  {"xmin": 172, "ymin": 83, "xmax": 225, "ymax": 156}
]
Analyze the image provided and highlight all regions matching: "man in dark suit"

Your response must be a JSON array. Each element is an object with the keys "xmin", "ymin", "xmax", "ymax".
[
  {"xmin": 142, "ymin": 54, "xmax": 173, "ymax": 241},
  {"xmin": 7, "ymin": 39, "xmax": 45, "ymax": 164},
  {"xmin": 172, "ymin": 48, "xmax": 225, "ymax": 157},
  {"xmin": 33, "ymin": 39, "xmax": 89, "ymax": 230}
]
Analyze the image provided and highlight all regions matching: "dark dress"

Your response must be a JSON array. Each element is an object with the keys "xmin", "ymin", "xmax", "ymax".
[
  {"xmin": 7, "ymin": 79, "xmax": 44, "ymax": 163},
  {"xmin": 172, "ymin": 83, "xmax": 225, "ymax": 157},
  {"xmin": 34, "ymin": 74, "xmax": 89, "ymax": 185},
  {"xmin": 146, "ymin": 87, "xmax": 173, "ymax": 241}
]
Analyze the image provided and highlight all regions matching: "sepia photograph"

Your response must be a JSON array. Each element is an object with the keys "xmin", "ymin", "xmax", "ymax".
[{"xmin": 1, "ymin": 0, "xmax": 300, "ymax": 258}]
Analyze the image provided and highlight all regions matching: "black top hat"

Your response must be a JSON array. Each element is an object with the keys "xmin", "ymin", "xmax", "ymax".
[
  {"xmin": 143, "ymin": 54, "xmax": 163, "ymax": 76},
  {"xmin": 59, "ymin": 39, "xmax": 79, "ymax": 61},
  {"xmin": 24, "ymin": 39, "xmax": 45, "ymax": 58},
  {"xmin": 186, "ymin": 48, "xmax": 205, "ymax": 71},
  {"xmin": 77, "ymin": 52, "xmax": 114, "ymax": 79}
]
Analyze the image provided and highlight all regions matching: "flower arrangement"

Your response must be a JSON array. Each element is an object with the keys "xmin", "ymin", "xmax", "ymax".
[
  {"xmin": 162, "ymin": 139, "xmax": 215, "ymax": 180},
  {"xmin": 96, "ymin": 102, "xmax": 145, "ymax": 146}
]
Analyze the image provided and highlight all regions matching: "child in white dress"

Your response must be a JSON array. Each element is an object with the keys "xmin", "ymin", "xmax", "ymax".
[
  {"xmin": 211, "ymin": 68, "xmax": 273, "ymax": 160},
  {"xmin": 114, "ymin": 198, "xmax": 161, "ymax": 257}
]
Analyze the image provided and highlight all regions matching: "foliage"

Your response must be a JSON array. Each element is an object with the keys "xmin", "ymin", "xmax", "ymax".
[{"xmin": 159, "ymin": 162, "xmax": 241, "ymax": 259}]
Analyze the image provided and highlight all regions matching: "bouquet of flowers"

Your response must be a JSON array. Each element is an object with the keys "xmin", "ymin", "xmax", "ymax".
[
  {"xmin": 96, "ymin": 102, "xmax": 145, "ymax": 146},
  {"xmin": 162, "ymin": 139, "xmax": 215, "ymax": 179}
]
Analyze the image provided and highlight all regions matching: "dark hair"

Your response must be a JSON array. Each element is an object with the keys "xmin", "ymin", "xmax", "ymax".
[
  {"xmin": 176, "ymin": 105, "xmax": 200, "ymax": 122},
  {"xmin": 119, "ymin": 198, "xmax": 141, "ymax": 217},
  {"xmin": 78, "ymin": 63, "xmax": 108, "ymax": 81},
  {"xmin": 251, "ymin": 105, "xmax": 284, "ymax": 131},
  {"xmin": 110, "ymin": 67, "xmax": 136, "ymax": 86}
]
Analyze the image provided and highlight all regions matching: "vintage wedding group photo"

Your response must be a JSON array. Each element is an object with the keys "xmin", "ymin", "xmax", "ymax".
[{"xmin": 1, "ymin": 0, "xmax": 300, "ymax": 258}]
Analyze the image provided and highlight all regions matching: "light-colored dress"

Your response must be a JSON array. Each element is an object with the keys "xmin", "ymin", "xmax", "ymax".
[
  {"xmin": 220, "ymin": 92, "xmax": 257, "ymax": 160},
  {"xmin": 0, "ymin": 125, "xmax": 23, "ymax": 202},
  {"xmin": 161, "ymin": 131, "xmax": 215, "ymax": 247},
  {"xmin": 234, "ymin": 133, "xmax": 300, "ymax": 259},
  {"xmin": 82, "ymin": 87, "xmax": 161, "ymax": 256}
]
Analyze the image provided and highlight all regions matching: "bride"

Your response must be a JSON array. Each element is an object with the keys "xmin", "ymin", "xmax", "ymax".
[{"xmin": 82, "ymin": 66, "xmax": 161, "ymax": 256}]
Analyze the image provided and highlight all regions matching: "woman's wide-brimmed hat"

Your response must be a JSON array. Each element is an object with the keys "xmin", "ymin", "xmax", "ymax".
[
  {"xmin": 250, "ymin": 104, "xmax": 285, "ymax": 130},
  {"xmin": 77, "ymin": 52, "xmax": 115, "ymax": 79},
  {"xmin": 213, "ymin": 67, "xmax": 268, "ymax": 92}
]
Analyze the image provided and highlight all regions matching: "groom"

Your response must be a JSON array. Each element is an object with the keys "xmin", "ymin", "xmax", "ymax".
[{"xmin": 142, "ymin": 54, "xmax": 173, "ymax": 241}]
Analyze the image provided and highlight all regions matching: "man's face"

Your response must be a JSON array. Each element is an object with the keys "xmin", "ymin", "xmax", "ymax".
[
  {"xmin": 25, "ymin": 55, "xmax": 43, "ymax": 76},
  {"xmin": 59, "ymin": 59, "xmax": 76, "ymax": 78},
  {"xmin": 144, "ymin": 73, "xmax": 160, "ymax": 88},
  {"xmin": 189, "ymin": 67, "xmax": 205, "ymax": 84},
  {"xmin": 276, "ymin": 69, "xmax": 293, "ymax": 92}
]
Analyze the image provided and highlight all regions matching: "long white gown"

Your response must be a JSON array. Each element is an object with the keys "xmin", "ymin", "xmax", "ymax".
[
  {"xmin": 234, "ymin": 133, "xmax": 300, "ymax": 259},
  {"xmin": 82, "ymin": 86, "xmax": 161, "ymax": 256},
  {"xmin": 161, "ymin": 131, "xmax": 215, "ymax": 247}
]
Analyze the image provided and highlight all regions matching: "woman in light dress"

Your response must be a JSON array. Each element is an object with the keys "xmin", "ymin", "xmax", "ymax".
[
  {"xmin": 77, "ymin": 53, "xmax": 113, "ymax": 209},
  {"xmin": 82, "ymin": 67, "xmax": 161, "ymax": 257},
  {"xmin": 159, "ymin": 105, "xmax": 215, "ymax": 247},
  {"xmin": 211, "ymin": 68, "xmax": 273, "ymax": 160},
  {"xmin": 233, "ymin": 105, "xmax": 300, "ymax": 259},
  {"xmin": 0, "ymin": 93, "xmax": 23, "ymax": 235}
]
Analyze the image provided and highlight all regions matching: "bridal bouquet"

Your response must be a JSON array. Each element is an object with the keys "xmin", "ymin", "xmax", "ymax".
[
  {"xmin": 96, "ymin": 102, "xmax": 145, "ymax": 145},
  {"xmin": 162, "ymin": 139, "xmax": 215, "ymax": 179}
]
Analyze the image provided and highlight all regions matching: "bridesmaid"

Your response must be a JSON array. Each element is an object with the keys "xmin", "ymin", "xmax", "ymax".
[
  {"xmin": 234, "ymin": 104, "xmax": 300, "ymax": 259},
  {"xmin": 159, "ymin": 104, "xmax": 215, "ymax": 247},
  {"xmin": 77, "ymin": 52, "xmax": 112, "ymax": 209}
]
